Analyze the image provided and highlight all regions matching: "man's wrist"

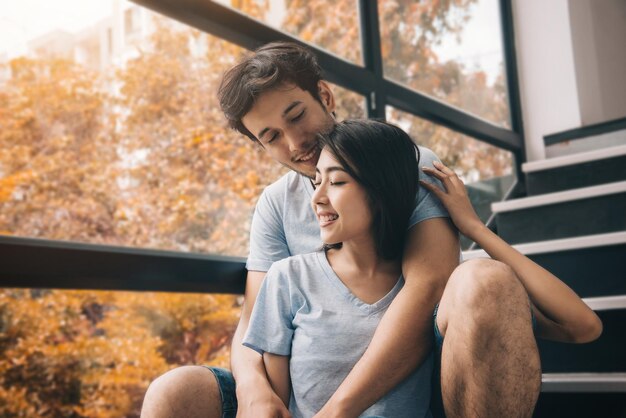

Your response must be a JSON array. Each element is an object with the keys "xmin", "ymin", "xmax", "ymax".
[
  {"xmin": 318, "ymin": 392, "xmax": 357, "ymax": 418},
  {"xmin": 234, "ymin": 369, "xmax": 271, "ymax": 397}
]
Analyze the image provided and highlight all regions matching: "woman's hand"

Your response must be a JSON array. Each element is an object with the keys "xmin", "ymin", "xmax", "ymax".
[{"xmin": 420, "ymin": 160, "xmax": 485, "ymax": 239}]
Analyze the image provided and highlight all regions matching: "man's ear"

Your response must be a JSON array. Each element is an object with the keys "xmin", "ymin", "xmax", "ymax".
[{"xmin": 318, "ymin": 80, "xmax": 336, "ymax": 114}]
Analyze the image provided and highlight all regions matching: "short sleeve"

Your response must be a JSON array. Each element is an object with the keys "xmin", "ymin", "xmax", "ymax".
[
  {"xmin": 246, "ymin": 190, "xmax": 290, "ymax": 272},
  {"xmin": 409, "ymin": 147, "xmax": 449, "ymax": 229},
  {"xmin": 242, "ymin": 264, "xmax": 294, "ymax": 356}
]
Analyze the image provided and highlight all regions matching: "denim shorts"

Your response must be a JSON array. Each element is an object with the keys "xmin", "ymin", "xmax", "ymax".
[{"xmin": 205, "ymin": 367, "xmax": 237, "ymax": 418}]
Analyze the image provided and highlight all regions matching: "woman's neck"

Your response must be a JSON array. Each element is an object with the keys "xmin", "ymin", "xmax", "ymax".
[{"xmin": 327, "ymin": 238, "xmax": 401, "ymax": 283}]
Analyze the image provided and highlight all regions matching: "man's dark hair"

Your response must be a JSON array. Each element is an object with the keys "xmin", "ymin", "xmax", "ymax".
[
  {"xmin": 218, "ymin": 42, "xmax": 324, "ymax": 142},
  {"xmin": 318, "ymin": 119, "xmax": 421, "ymax": 261}
]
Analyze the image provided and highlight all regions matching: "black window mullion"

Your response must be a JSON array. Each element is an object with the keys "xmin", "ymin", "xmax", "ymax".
[
  {"xmin": 385, "ymin": 79, "xmax": 522, "ymax": 152},
  {"xmin": 358, "ymin": 0, "xmax": 386, "ymax": 119}
]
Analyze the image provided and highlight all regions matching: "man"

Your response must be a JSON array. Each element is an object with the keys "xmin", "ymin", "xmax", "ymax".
[{"xmin": 141, "ymin": 42, "xmax": 541, "ymax": 418}]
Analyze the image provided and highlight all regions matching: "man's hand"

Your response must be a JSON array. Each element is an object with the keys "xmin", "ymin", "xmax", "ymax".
[{"xmin": 236, "ymin": 382, "xmax": 291, "ymax": 418}]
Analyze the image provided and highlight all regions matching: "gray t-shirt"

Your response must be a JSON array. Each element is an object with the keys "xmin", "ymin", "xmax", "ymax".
[
  {"xmin": 243, "ymin": 251, "xmax": 433, "ymax": 418},
  {"xmin": 246, "ymin": 146, "xmax": 449, "ymax": 272}
]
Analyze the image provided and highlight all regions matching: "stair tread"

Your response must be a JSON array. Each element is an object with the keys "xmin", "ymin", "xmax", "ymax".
[
  {"xmin": 523, "ymin": 144, "xmax": 626, "ymax": 173},
  {"xmin": 491, "ymin": 180, "xmax": 626, "ymax": 213},
  {"xmin": 541, "ymin": 373, "xmax": 626, "ymax": 392},
  {"xmin": 463, "ymin": 231, "xmax": 626, "ymax": 258}
]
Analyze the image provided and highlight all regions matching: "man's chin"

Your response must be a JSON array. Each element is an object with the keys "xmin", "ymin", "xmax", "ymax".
[{"xmin": 281, "ymin": 162, "xmax": 316, "ymax": 179}]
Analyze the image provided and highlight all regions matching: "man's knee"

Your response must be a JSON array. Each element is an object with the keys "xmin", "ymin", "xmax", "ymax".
[
  {"xmin": 141, "ymin": 366, "xmax": 222, "ymax": 418},
  {"xmin": 449, "ymin": 258, "xmax": 526, "ymax": 312}
]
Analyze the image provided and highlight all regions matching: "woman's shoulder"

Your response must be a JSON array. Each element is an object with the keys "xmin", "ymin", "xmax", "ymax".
[{"xmin": 269, "ymin": 251, "xmax": 322, "ymax": 274}]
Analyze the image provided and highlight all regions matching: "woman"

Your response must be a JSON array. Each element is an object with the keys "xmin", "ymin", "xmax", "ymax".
[{"xmin": 242, "ymin": 119, "xmax": 601, "ymax": 417}]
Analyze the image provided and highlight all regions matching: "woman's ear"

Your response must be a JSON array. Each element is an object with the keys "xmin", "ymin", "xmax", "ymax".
[{"xmin": 317, "ymin": 80, "xmax": 336, "ymax": 115}]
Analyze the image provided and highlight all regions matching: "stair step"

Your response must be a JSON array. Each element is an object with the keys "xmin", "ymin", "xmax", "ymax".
[
  {"xmin": 539, "ymin": 309, "xmax": 626, "ymax": 373},
  {"xmin": 541, "ymin": 373, "xmax": 626, "ymax": 393},
  {"xmin": 534, "ymin": 374, "xmax": 626, "ymax": 417},
  {"xmin": 462, "ymin": 232, "xmax": 626, "ymax": 298},
  {"xmin": 534, "ymin": 392, "xmax": 626, "ymax": 418},
  {"xmin": 491, "ymin": 181, "xmax": 626, "ymax": 244},
  {"xmin": 524, "ymin": 144, "xmax": 626, "ymax": 172}
]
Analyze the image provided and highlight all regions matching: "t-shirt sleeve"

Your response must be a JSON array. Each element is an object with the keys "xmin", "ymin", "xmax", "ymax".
[
  {"xmin": 409, "ymin": 147, "xmax": 450, "ymax": 229},
  {"xmin": 242, "ymin": 264, "xmax": 294, "ymax": 356},
  {"xmin": 246, "ymin": 189, "xmax": 290, "ymax": 272}
]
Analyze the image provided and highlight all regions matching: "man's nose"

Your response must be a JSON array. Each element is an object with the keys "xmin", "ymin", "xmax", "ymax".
[{"xmin": 285, "ymin": 128, "xmax": 307, "ymax": 153}]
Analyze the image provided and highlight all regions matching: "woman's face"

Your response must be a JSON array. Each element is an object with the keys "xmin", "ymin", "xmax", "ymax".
[{"xmin": 311, "ymin": 148, "xmax": 373, "ymax": 246}]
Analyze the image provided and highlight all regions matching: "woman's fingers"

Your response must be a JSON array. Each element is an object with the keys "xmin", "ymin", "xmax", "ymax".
[
  {"xmin": 418, "ymin": 179, "xmax": 444, "ymax": 198},
  {"xmin": 432, "ymin": 160, "xmax": 456, "ymax": 177}
]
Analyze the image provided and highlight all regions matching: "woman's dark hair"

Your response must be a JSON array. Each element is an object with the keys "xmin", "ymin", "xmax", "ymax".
[
  {"xmin": 318, "ymin": 119, "xmax": 421, "ymax": 261},
  {"xmin": 218, "ymin": 42, "xmax": 323, "ymax": 142}
]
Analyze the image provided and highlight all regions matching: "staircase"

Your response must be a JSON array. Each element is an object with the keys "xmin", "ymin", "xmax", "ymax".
[{"xmin": 463, "ymin": 143, "xmax": 626, "ymax": 417}]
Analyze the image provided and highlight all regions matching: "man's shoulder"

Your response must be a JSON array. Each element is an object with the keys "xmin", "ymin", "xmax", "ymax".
[
  {"xmin": 416, "ymin": 145, "xmax": 440, "ymax": 166},
  {"xmin": 260, "ymin": 170, "xmax": 308, "ymax": 202}
]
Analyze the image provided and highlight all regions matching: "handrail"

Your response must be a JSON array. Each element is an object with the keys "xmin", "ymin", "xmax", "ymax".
[{"xmin": 0, "ymin": 235, "xmax": 246, "ymax": 294}]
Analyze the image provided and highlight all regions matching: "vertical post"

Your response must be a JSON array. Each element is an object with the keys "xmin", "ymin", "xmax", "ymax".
[{"xmin": 359, "ymin": 0, "xmax": 386, "ymax": 119}]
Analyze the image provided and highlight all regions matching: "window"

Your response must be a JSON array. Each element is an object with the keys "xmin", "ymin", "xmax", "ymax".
[
  {"xmin": 223, "ymin": 0, "xmax": 363, "ymax": 65},
  {"xmin": 0, "ymin": 287, "xmax": 239, "ymax": 416},
  {"xmin": 379, "ymin": 0, "xmax": 511, "ymax": 127}
]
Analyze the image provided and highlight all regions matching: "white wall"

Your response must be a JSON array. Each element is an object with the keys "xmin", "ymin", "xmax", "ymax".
[
  {"xmin": 513, "ymin": 0, "xmax": 626, "ymax": 162},
  {"xmin": 513, "ymin": 0, "xmax": 581, "ymax": 162},
  {"xmin": 569, "ymin": 0, "xmax": 626, "ymax": 125}
]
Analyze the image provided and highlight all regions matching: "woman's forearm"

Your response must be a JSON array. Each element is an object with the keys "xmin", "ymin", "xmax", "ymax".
[{"xmin": 467, "ymin": 224, "xmax": 602, "ymax": 342}]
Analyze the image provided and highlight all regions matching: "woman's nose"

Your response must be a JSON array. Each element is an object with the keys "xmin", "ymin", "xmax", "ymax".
[{"xmin": 311, "ymin": 181, "xmax": 328, "ymax": 205}]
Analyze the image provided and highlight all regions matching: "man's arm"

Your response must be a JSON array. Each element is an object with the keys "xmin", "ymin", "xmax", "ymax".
[
  {"xmin": 231, "ymin": 270, "xmax": 291, "ymax": 418},
  {"xmin": 316, "ymin": 217, "xmax": 459, "ymax": 417},
  {"xmin": 264, "ymin": 353, "xmax": 291, "ymax": 407}
]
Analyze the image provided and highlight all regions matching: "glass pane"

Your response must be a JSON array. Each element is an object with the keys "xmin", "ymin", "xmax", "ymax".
[
  {"xmin": 329, "ymin": 83, "xmax": 367, "ymax": 121},
  {"xmin": 221, "ymin": 0, "xmax": 362, "ymax": 65},
  {"xmin": 0, "ymin": 1, "xmax": 288, "ymax": 257},
  {"xmin": 387, "ymin": 107, "xmax": 516, "ymax": 249},
  {"xmin": 0, "ymin": 288, "xmax": 239, "ymax": 417},
  {"xmin": 379, "ymin": 0, "xmax": 511, "ymax": 127}
]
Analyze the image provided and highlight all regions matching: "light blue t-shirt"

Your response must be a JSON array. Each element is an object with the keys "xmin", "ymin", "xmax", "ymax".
[
  {"xmin": 246, "ymin": 146, "xmax": 449, "ymax": 272},
  {"xmin": 243, "ymin": 251, "xmax": 433, "ymax": 418}
]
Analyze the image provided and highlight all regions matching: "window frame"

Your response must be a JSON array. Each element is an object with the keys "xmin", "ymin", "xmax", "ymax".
[{"xmin": 1, "ymin": 0, "xmax": 524, "ymax": 292}]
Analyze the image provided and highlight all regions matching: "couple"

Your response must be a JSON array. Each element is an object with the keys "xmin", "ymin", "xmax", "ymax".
[{"xmin": 141, "ymin": 42, "xmax": 602, "ymax": 418}]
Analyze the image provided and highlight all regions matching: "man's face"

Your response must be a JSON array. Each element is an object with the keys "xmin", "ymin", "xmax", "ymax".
[{"xmin": 241, "ymin": 82, "xmax": 336, "ymax": 178}]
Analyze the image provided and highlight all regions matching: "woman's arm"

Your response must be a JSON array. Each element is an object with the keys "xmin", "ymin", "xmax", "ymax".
[
  {"xmin": 421, "ymin": 161, "xmax": 603, "ymax": 343},
  {"xmin": 264, "ymin": 353, "xmax": 291, "ymax": 407}
]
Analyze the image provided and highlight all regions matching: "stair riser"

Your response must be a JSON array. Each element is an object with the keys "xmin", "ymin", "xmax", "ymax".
[
  {"xmin": 528, "ymin": 243, "xmax": 626, "ymax": 298},
  {"xmin": 539, "ymin": 309, "xmax": 626, "ymax": 373},
  {"xmin": 496, "ymin": 193, "xmax": 626, "ymax": 244},
  {"xmin": 534, "ymin": 393, "xmax": 626, "ymax": 418},
  {"xmin": 526, "ymin": 155, "xmax": 626, "ymax": 196}
]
